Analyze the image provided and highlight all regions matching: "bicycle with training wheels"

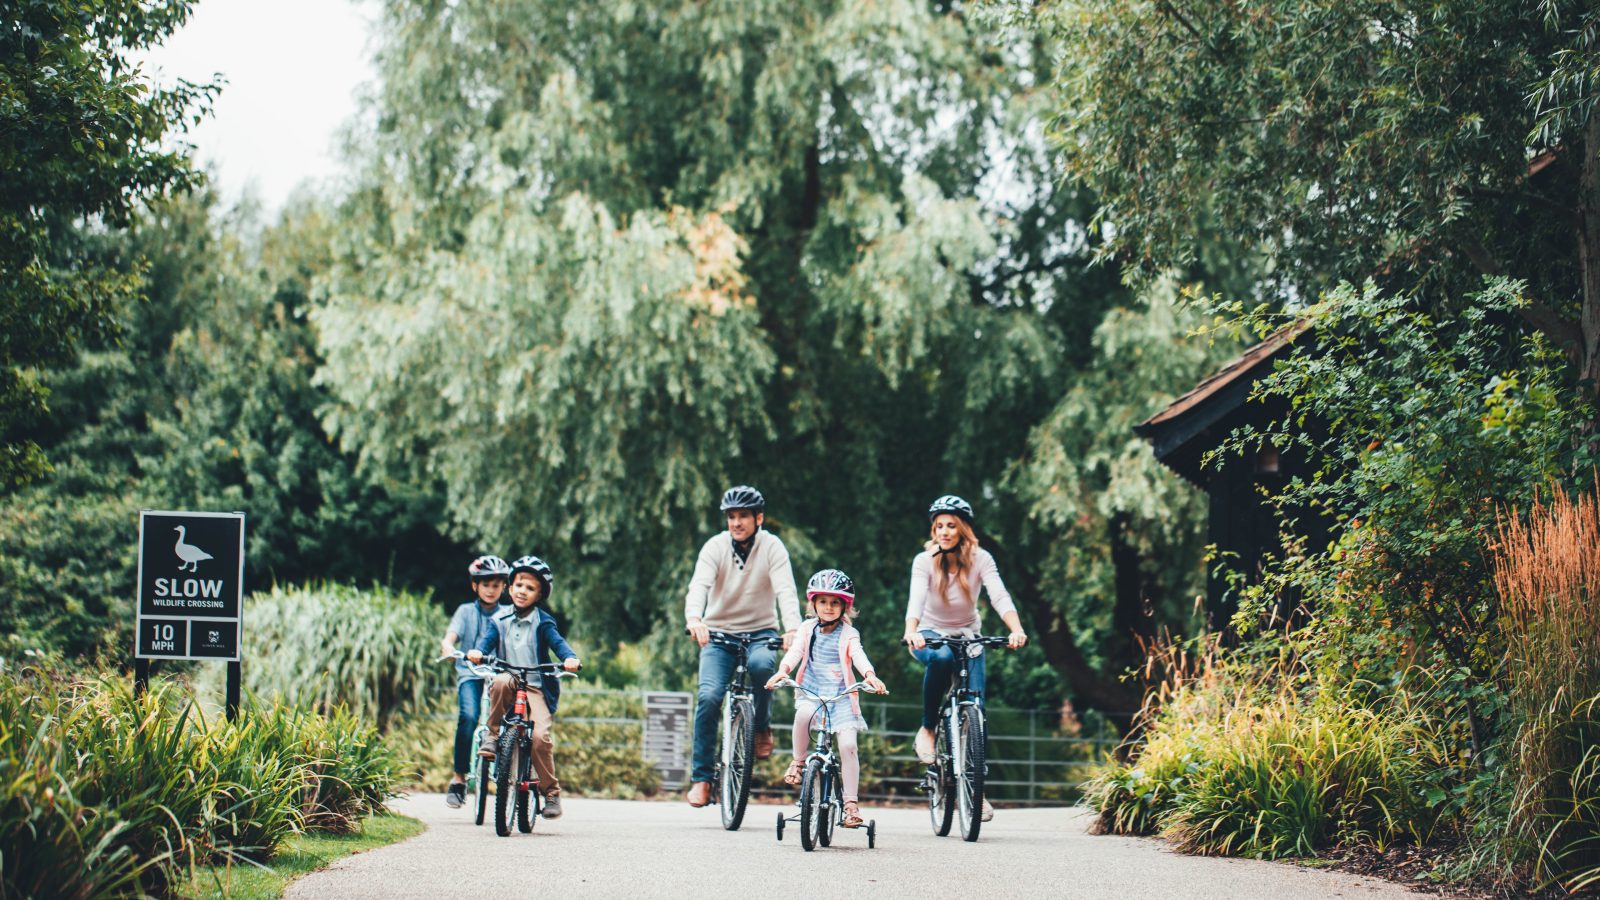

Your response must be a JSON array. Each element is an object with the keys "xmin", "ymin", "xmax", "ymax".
[
  {"xmin": 772, "ymin": 677, "xmax": 881, "ymax": 851},
  {"xmin": 439, "ymin": 650, "xmax": 497, "ymax": 826},
  {"xmin": 698, "ymin": 630, "xmax": 784, "ymax": 831},
  {"xmin": 907, "ymin": 634, "xmax": 1012, "ymax": 842},
  {"xmin": 447, "ymin": 654, "xmax": 578, "ymax": 837}
]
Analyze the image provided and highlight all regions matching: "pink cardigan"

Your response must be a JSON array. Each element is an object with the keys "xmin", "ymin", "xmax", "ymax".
[{"xmin": 777, "ymin": 619, "xmax": 877, "ymax": 720}]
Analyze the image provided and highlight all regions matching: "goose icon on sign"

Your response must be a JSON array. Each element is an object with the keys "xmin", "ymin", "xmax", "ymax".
[{"xmin": 173, "ymin": 526, "xmax": 214, "ymax": 572}]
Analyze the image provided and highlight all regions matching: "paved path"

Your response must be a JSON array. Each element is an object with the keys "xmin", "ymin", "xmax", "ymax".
[{"xmin": 286, "ymin": 794, "xmax": 1420, "ymax": 899}]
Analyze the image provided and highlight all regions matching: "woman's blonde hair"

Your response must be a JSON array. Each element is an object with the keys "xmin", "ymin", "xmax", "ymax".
[{"xmin": 926, "ymin": 514, "xmax": 978, "ymax": 605}]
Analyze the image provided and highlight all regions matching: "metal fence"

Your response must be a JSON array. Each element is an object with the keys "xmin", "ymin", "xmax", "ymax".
[{"xmin": 556, "ymin": 688, "xmax": 1118, "ymax": 807}]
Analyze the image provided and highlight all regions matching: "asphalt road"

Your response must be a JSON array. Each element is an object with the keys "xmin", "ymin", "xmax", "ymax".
[{"xmin": 285, "ymin": 793, "xmax": 1420, "ymax": 899}]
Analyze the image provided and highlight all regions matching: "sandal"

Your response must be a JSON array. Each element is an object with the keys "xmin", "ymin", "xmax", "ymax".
[
  {"xmin": 783, "ymin": 761, "xmax": 803, "ymax": 786},
  {"xmin": 841, "ymin": 801, "xmax": 863, "ymax": 829}
]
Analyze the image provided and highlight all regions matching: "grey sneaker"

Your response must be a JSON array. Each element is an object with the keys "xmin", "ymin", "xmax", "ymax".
[
  {"xmin": 445, "ymin": 782, "xmax": 465, "ymax": 808},
  {"xmin": 479, "ymin": 734, "xmax": 498, "ymax": 758},
  {"xmin": 542, "ymin": 791, "xmax": 563, "ymax": 819}
]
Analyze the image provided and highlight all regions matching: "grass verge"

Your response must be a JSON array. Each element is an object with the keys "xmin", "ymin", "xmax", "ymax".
[{"xmin": 186, "ymin": 813, "xmax": 424, "ymax": 900}]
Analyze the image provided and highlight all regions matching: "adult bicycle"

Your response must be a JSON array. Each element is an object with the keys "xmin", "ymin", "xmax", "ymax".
[
  {"xmin": 772, "ymin": 677, "xmax": 880, "ymax": 851},
  {"xmin": 697, "ymin": 630, "xmax": 784, "ymax": 831},
  {"xmin": 906, "ymin": 634, "xmax": 1011, "ymax": 842}
]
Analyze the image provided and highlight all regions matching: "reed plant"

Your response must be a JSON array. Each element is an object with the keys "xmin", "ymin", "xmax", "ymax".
[
  {"xmin": 219, "ymin": 583, "xmax": 450, "ymax": 731},
  {"xmin": 1493, "ymin": 481, "xmax": 1600, "ymax": 891}
]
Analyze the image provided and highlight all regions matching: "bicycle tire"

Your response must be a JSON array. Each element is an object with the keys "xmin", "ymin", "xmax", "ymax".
[
  {"xmin": 957, "ymin": 704, "xmax": 987, "ymax": 842},
  {"xmin": 474, "ymin": 756, "xmax": 489, "ymax": 826},
  {"xmin": 720, "ymin": 698, "xmax": 755, "ymax": 831},
  {"xmin": 515, "ymin": 738, "xmax": 535, "ymax": 833},
  {"xmin": 799, "ymin": 757, "xmax": 824, "ymax": 851},
  {"xmin": 928, "ymin": 718, "xmax": 955, "ymax": 836},
  {"xmin": 494, "ymin": 731, "xmax": 520, "ymax": 837}
]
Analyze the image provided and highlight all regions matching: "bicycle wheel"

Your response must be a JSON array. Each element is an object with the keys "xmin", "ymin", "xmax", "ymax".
[
  {"xmin": 956, "ymin": 704, "xmax": 987, "ymax": 842},
  {"xmin": 515, "ymin": 738, "xmax": 535, "ymax": 834},
  {"xmin": 720, "ymin": 697, "xmax": 755, "ymax": 831},
  {"xmin": 798, "ymin": 757, "xmax": 824, "ymax": 852},
  {"xmin": 928, "ymin": 718, "xmax": 955, "ymax": 836},
  {"xmin": 494, "ymin": 731, "xmax": 520, "ymax": 837},
  {"xmin": 473, "ymin": 756, "xmax": 490, "ymax": 826}
]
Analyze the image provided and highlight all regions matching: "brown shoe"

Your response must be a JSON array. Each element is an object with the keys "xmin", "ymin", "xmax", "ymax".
[
  {"xmin": 754, "ymin": 729, "xmax": 774, "ymax": 759},
  {"xmin": 685, "ymin": 781, "xmax": 711, "ymax": 807}
]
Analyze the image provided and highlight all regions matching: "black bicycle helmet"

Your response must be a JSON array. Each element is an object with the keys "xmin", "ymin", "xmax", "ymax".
[
  {"xmin": 805, "ymin": 568, "xmax": 855, "ymax": 605},
  {"xmin": 467, "ymin": 554, "xmax": 511, "ymax": 581},
  {"xmin": 927, "ymin": 494, "xmax": 974, "ymax": 522},
  {"xmin": 509, "ymin": 555, "xmax": 554, "ymax": 600},
  {"xmin": 719, "ymin": 485, "xmax": 766, "ymax": 512}
]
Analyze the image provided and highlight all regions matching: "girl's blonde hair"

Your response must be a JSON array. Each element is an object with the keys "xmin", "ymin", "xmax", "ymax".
[{"xmin": 926, "ymin": 514, "xmax": 978, "ymax": 605}]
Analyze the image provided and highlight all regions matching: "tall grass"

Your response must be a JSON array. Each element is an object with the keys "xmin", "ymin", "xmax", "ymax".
[
  {"xmin": 1494, "ymin": 481, "xmax": 1600, "ymax": 891},
  {"xmin": 0, "ymin": 665, "xmax": 404, "ymax": 896},
  {"xmin": 222, "ymin": 583, "xmax": 450, "ymax": 731},
  {"xmin": 1084, "ymin": 637, "xmax": 1446, "ymax": 858}
]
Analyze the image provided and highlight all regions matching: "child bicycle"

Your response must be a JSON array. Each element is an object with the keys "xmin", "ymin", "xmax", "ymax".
[
  {"xmin": 696, "ymin": 629, "xmax": 784, "ymax": 831},
  {"xmin": 906, "ymin": 634, "xmax": 1012, "ymax": 842},
  {"xmin": 442, "ymin": 651, "xmax": 577, "ymax": 836},
  {"xmin": 772, "ymin": 677, "xmax": 880, "ymax": 851},
  {"xmin": 440, "ymin": 650, "xmax": 496, "ymax": 826}
]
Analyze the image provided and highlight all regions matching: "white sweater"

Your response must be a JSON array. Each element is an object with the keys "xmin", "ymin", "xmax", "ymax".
[
  {"xmin": 905, "ymin": 547, "xmax": 1017, "ymax": 634},
  {"xmin": 683, "ymin": 530, "xmax": 803, "ymax": 634}
]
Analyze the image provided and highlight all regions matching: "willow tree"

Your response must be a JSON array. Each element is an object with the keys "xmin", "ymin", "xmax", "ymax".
[{"xmin": 316, "ymin": 0, "xmax": 1208, "ymax": 707}]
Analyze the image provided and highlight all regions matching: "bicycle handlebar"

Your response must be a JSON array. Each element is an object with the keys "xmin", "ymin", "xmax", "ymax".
[
  {"xmin": 438, "ymin": 651, "xmax": 580, "ymax": 680},
  {"xmin": 772, "ymin": 677, "xmax": 885, "ymax": 701},
  {"xmin": 689, "ymin": 629, "xmax": 785, "ymax": 650},
  {"xmin": 900, "ymin": 635, "xmax": 1014, "ymax": 650}
]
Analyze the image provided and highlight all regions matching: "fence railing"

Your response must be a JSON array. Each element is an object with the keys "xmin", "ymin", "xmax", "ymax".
[{"xmin": 548, "ymin": 688, "xmax": 1117, "ymax": 806}]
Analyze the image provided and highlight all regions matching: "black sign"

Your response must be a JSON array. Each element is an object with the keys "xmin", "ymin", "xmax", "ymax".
[{"xmin": 135, "ymin": 510, "xmax": 245, "ymax": 661}]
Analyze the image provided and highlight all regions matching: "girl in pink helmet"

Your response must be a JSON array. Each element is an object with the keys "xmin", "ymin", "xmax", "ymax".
[{"xmin": 767, "ymin": 568, "xmax": 887, "ymax": 829}]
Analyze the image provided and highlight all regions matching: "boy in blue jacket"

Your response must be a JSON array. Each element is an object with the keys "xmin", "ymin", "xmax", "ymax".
[{"xmin": 467, "ymin": 554, "xmax": 580, "ymax": 818}]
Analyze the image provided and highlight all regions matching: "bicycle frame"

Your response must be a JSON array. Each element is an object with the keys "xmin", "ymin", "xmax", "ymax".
[
  {"xmin": 773, "ymin": 678, "xmax": 879, "ymax": 851},
  {"xmin": 913, "ymin": 634, "xmax": 1011, "ymax": 842},
  {"xmin": 703, "ymin": 630, "xmax": 782, "ymax": 831}
]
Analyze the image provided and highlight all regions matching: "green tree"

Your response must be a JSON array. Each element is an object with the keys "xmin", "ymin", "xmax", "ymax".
[
  {"xmin": 317, "ymin": 0, "xmax": 1171, "ymax": 707},
  {"xmin": 1044, "ymin": 0, "xmax": 1600, "ymax": 397},
  {"xmin": 0, "ymin": 0, "xmax": 217, "ymax": 486}
]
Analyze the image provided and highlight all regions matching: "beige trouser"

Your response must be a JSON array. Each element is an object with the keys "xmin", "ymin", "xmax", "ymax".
[{"xmin": 486, "ymin": 672, "xmax": 560, "ymax": 794}]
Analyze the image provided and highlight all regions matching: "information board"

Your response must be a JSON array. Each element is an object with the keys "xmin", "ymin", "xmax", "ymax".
[
  {"xmin": 643, "ymin": 691, "xmax": 694, "ymax": 790},
  {"xmin": 134, "ymin": 510, "xmax": 245, "ymax": 661}
]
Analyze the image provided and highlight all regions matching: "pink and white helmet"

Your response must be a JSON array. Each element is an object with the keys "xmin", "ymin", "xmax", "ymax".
[{"xmin": 806, "ymin": 568, "xmax": 856, "ymax": 606}]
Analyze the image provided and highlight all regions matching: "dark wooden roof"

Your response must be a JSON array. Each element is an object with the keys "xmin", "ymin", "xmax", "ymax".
[{"xmin": 1133, "ymin": 322, "xmax": 1306, "ymax": 486}]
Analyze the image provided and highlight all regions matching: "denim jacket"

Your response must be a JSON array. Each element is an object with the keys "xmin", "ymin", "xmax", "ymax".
[{"xmin": 475, "ymin": 607, "xmax": 577, "ymax": 714}]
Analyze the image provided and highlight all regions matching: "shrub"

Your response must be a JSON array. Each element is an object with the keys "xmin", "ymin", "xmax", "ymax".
[{"xmin": 1494, "ymin": 482, "xmax": 1600, "ymax": 891}]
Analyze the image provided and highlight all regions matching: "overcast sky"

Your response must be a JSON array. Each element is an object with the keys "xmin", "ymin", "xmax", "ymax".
[{"xmin": 140, "ymin": 0, "xmax": 376, "ymax": 214}]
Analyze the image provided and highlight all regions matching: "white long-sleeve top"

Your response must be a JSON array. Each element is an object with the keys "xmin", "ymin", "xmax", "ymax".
[
  {"xmin": 683, "ymin": 529, "xmax": 803, "ymax": 634},
  {"xmin": 905, "ymin": 547, "xmax": 1017, "ymax": 635}
]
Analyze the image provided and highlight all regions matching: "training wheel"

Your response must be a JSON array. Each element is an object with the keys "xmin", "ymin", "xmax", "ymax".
[
  {"xmin": 867, "ymin": 820, "xmax": 876, "ymax": 848},
  {"xmin": 776, "ymin": 811, "xmax": 785, "ymax": 841}
]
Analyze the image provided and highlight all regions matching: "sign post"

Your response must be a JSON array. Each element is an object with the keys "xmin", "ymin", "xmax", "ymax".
[
  {"xmin": 134, "ymin": 510, "xmax": 246, "ymax": 719},
  {"xmin": 643, "ymin": 691, "xmax": 694, "ymax": 790}
]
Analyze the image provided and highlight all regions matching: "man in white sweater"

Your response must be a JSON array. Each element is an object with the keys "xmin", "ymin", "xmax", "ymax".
[{"xmin": 682, "ymin": 485, "xmax": 802, "ymax": 807}]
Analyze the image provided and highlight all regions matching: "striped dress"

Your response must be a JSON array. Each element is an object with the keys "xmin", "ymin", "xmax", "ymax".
[{"xmin": 799, "ymin": 625, "xmax": 868, "ymax": 732}]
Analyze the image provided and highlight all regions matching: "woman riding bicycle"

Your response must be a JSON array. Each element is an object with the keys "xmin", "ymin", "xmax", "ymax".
[{"xmin": 903, "ymin": 494, "xmax": 1027, "ymax": 821}]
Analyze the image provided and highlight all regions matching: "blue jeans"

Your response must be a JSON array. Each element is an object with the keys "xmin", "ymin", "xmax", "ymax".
[
  {"xmin": 453, "ymin": 678, "xmax": 485, "ymax": 776},
  {"xmin": 912, "ymin": 629, "xmax": 986, "ymax": 731},
  {"xmin": 691, "ymin": 629, "xmax": 779, "ymax": 783}
]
